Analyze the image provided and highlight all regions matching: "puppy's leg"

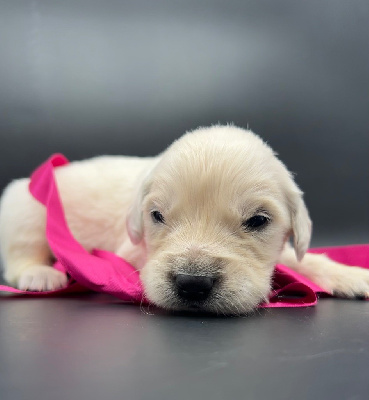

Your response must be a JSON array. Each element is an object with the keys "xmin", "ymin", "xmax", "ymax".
[
  {"xmin": 0, "ymin": 179, "xmax": 67, "ymax": 291},
  {"xmin": 279, "ymin": 243, "xmax": 369, "ymax": 298}
]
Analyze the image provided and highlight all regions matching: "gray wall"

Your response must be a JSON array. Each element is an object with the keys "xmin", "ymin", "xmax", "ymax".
[{"xmin": 0, "ymin": 0, "xmax": 368, "ymax": 245}]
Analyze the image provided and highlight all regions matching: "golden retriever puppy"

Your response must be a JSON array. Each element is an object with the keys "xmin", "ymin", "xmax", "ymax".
[{"xmin": 0, "ymin": 125, "xmax": 368, "ymax": 314}]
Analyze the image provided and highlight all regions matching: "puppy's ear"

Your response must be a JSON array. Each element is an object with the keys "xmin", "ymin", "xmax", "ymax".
[
  {"xmin": 276, "ymin": 155, "xmax": 312, "ymax": 261},
  {"xmin": 290, "ymin": 192, "xmax": 312, "ymax": 261},
  {"xmin": 126, "ymin": 164, "xmax": 157, "ymax": 245}
]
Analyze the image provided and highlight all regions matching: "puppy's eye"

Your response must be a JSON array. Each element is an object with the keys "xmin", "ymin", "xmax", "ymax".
[
  {"xmin": 151, "ymin": 210, "xmax": 165, "ymax": 224},
  {"xmin": 242, "ymin": 215, "xmax": 270, "ymax": 230}
]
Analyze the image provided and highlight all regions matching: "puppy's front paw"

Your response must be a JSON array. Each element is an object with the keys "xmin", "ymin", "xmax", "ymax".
[
  {"xmin": 18, "ymin": 265, "xmax": 68, "ymax": 291},
  {"xmin": 325, "ymin": 265, "xmax": 369, "ymax": 299}
]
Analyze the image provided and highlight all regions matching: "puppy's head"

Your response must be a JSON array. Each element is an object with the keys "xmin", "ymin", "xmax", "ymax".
[{"xmin": 127, "ymin": 126, "xmax": 311, "ymax": 314}]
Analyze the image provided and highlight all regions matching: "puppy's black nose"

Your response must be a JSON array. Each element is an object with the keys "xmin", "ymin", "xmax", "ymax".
[{"xmin": 175, "ymin": 274, "xmax": 214, "ymax": 301}]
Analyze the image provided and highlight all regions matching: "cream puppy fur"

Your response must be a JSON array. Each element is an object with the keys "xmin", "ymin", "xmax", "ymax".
[{"xmin": 1, "ymin": 125, "xmax": 368, "ymax": 314}]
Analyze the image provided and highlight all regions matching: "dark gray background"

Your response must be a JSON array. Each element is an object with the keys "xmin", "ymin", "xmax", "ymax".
[
  {"xmin": 1, "ymin": 2, "xmax": 369, "ymax": 400},
  {"xmin": 0, "ymin": 0, "xmax": 368, "ymax": 245}
]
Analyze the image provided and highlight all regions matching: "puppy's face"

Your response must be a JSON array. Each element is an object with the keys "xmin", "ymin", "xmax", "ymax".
[{"xmin": 127, "ymin": 126, "xmax": 311, "ymax": 315}]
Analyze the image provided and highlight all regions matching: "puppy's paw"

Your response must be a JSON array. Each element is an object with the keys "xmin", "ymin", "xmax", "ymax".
[
  {"xmin": 322, "ymin": 265, "xmax": 369, "ymax": 299},
  {"xmin": 18, "ymin": 265, "xmax": 68, "ymax": 291}
]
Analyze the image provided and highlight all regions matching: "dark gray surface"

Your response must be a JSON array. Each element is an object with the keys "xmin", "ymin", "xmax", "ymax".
[
  {"xmin": 1, "ymin": 294, "xmax": 369, "ymax": 400},
  {"xmin": 0, "ymin": 0, "xmax": 368, "ymax": 242}
]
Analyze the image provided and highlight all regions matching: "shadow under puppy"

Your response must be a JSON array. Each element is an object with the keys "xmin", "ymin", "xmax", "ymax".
[{"xmin": 1, "ymin": 125, "xmax": 368, "ymax": 314}]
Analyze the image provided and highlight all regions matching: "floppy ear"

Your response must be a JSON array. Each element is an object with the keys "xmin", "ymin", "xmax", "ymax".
[
  {"xmin": 126, "ymin": 164, "xmax": 157, "ymax": 245},
  {"xmin": 126, "ymin": 190, "xmax": 145, "ymax": 245},
  {"xmin": 288, "ymin": 190, "xmax": 312, "ymax": 261}
]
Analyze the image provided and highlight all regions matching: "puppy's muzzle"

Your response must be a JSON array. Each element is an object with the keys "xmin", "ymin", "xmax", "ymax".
[{"xmin": 174, "ymin": 274, "xmax": 214, "ymax": 302}]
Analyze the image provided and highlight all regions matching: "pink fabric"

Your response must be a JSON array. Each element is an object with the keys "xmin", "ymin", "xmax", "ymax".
[{"xmin": 1, "ymin": 154, "xmax": 368, "ymax": 309}]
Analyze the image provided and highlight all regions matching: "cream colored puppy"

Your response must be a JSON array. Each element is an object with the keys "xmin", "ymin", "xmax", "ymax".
[{"xmin": 0, "ymin": 125, "xmax": 368, "ymax": 314}]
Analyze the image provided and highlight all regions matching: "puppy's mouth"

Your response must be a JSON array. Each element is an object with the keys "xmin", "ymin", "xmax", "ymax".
[
  {"xmin": 142, "ymin": 268, "xmax": 267, "ymax": 315},
  {"xmin": 167, "ymin": 296, "xmax": 216, "ymax": 313},
  {"xmin": 153, "ymin": 274, "xmax": 260, "ymax": 315},
  {"xmin": 163, "ymin": 293, "xmax": 256, "ymax": 315},
  {"xmin": 142, "ymin": 272, "xmax": 228, "ymax": 313},
  {"xmin": 151, "ymin": 289, "xmax": 262, "ymax": 315}
]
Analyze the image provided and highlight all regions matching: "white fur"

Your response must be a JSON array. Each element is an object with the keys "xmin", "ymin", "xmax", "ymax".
[{"xmin": 0, "ymin": 125, "xmax": 367, "ymax": 314}]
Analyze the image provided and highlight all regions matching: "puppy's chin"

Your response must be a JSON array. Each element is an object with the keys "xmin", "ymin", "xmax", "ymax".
[{"xmin": 166, "ymin": 297, "xmax": 267, "ymax": 316}]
